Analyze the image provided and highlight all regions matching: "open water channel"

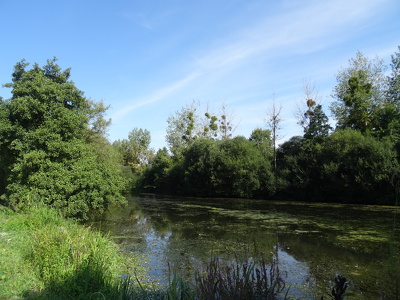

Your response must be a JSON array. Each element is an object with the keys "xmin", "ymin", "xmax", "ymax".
[{"xmin": 92, "ymin": 194, "xmax": 400, "ymax": 299}]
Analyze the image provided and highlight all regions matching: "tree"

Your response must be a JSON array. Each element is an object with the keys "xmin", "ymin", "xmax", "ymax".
[
  {"xmin": 249, "ymin": 128, "xmax": 273, "ymax": 159},
  {"xmin": 387, "ymin": 46, "xmax": 400, "ymax": 104},
  {"xmin": 297, "ymin": 80, "xmax": 320, "ymax": 131},
  {"xmin": 166, "ymin": 101, "xmax": 199, "ymax": 158},
  {"xmin": 342, "ymin": 71, "xmax": 375, "ymax": 132},
  {"xmin": 276, "ymin": 130, "xmax": 397, "ymax": 204},
  {"xmin": 183, "ymin": 137, "xmax": 273, "ymax": 197},
  {"xmin": 303, "ymin": 104, "xmax": 331, "ymax": 140},
  {"xmin": 330, "ymin": 51, "xmax": 387, "ymax": 133},
  {"xmin": 249, "ymin": 128, "xmax": 271, "ymax": 146},
  {"xmin": 265, "ymin": 98, "xmax": 283, "ymax": 171},
  {"xmin": 376, "ymin": 46, "xmax": 400, "ymax": 141},
  {"xmin": 202, "ymin": 112, "xmax": 219, "ymax": 138},
  {"xmin": 86, "ymin": 99, "xmax": 112, "ymax": 138},
  {"xmin": 140, "ymin": 147, "xmax": 173, "ymax": 192},
  {"xmin": 0, "ymin": 58, "xmax": 126, "ymax": 219},
  {"xmin": 113, "ymin": 128, "xmax": 153, "ymax": 171},
  {"xmin": 319, "ymin": 130, "xmax": 397, "ymax": 203},
  {"xmin": 218, "ymin": 103, "xmax": 237, "ymax": 140}
]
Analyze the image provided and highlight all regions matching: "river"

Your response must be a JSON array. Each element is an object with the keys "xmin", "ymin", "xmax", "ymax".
[{"xmin": 91, "ymin": 194, "xmax": 400, "ymax": 299}]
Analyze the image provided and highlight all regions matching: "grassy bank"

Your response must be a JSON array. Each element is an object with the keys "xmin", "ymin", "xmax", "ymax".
[{"xmin": 0, "ymin": 204, "xmax": 142, "ymax": 299}]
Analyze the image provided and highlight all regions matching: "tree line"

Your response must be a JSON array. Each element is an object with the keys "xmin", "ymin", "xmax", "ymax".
[
  {"xmin": 0, "ymin": 47, "xmax": 399, "ymax": 220},
  {"xmin": 115, "ymin": 47, "xmax": 400, "ymax": 205}
]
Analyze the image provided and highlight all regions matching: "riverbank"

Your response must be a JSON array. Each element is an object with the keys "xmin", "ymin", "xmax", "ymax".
[{"xmin": 0, "ymin": 204, "xmax": 142, "ymax": 299}]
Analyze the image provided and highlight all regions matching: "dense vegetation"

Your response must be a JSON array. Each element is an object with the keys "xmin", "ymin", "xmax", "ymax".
[
  {"xmin": 1, "ymin": 50, "xmax": 399, "ymax": 212},
  {"xmin": 0, "ymin": 58, "xmax": 127, "ymax": 219},
  {"xmin": 0, "ymin": 48, "xmax": 398, "ymax": 297},
  {"xmin": 115, "ymin": 47, "xmax": 400, "ymax": 205}
]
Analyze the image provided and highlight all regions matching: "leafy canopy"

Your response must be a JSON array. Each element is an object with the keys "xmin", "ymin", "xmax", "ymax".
[{"xmin": 0, "ymin": 58, "xmax": 126, "ymax": 219}]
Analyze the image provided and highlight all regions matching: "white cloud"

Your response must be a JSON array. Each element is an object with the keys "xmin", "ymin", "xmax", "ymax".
[{"xmin": 111, "ymin": 72, "xmax": 200, "ymax": 121}]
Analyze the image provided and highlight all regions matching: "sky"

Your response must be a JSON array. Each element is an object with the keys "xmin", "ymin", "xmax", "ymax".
[{"xmin": 1, "ymin": 0, "xmax": 399, "ymax": 150}]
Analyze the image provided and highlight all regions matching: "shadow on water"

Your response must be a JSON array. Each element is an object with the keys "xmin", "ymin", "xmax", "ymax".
[{"xmin": 91, "ymin": 194, "xmax": 400, "ymax": 299}]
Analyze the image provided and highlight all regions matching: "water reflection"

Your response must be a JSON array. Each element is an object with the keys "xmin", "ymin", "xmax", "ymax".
[{"xmin": 91, "ymin": 194, "xmax": 400, "ymax": 299}]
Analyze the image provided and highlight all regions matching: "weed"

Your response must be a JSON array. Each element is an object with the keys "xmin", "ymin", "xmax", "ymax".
[{"xmin": 195, "ymin": 255, "xmax": 286, "ymax": 300}]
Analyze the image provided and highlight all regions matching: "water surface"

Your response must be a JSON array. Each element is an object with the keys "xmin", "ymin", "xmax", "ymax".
[{"xmin": 92, "ymin": 194, "xmax": 400, "ymax": 299}]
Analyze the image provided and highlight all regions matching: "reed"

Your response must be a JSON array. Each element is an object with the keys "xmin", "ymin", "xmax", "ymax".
[{"xmin": 195, "ymin": 255, "xmax": 286, "ymax": 300}]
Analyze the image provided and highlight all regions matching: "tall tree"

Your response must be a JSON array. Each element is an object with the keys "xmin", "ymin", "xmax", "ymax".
[
  {"xmin": 330, "ymin": 51, "xmax": 387, "ymax": 133},
  {"xmin": 218, "ymin": 103, "xmax": 237, "ymax": 140},
  {"xmin": 297, "ymin": 80, "xmax": 320, "ymax": 131},
  {"xmin": 265, "ymin": 98, "xmax": 283, "ymax": 171},
  {"xmin": 0, "ymin": 58, "xmax": 126, "ymax": 219},
  {"xmin": 202, "ymin": 112, "xmax": 219, "ymax": 138},
  {"xmin": 113, "ymin": 128, "xmax": 153, "ymax": 171},
  {"xmin": 303, "ymin": 104, "xmax": 331, "ymax": 140},
  {"xmin": 166, "ymin": 101, "xmax": 199, "ymax": 158},
  {"xmin": 249, "ymin": 128, "xmax": 273, "ymax": 159},
  {"xmin": 387, "ymin": 46, "xmax": 400, "ymax": 104},
  {"xmin": 376, "ymin": 46, "xmax": 400, "ymax": 141}
]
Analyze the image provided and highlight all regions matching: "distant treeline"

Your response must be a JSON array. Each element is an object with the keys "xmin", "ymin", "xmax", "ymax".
[{"xmin": 115, "ymin": 47, "xmax": 400, "ymax": 205}]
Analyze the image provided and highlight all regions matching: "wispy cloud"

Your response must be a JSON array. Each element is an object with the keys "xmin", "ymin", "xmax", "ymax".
[
  {"xmin": 111, "ymin": 72, "xmax": 200, "ymax": 121},
  {"xmin": 195, "ymin": 0, "xmax": 385, "ymax": 72},
  {"xmin": 113, "ymin": 0, "xmax": 389, "ymax": 127}
]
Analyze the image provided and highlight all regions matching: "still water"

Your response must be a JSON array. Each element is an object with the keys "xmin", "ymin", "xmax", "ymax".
[{"xmin": 92, "ymin": 194, "xmax": 400, "ymax": 299}]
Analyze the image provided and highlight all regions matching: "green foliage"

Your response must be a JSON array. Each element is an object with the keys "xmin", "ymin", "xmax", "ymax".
[
  {"xmin": 0, "ymin": 58, "xmax": 126, "ymax": 219},
  {"xmin": 341, "ymin": 71, "xmax": 375, "ymax": 132},
  {"xmin": 249, "ymin": 128, "xmax": 273, "ymax": 157},
  {"xmin": 386, "ymin": 46, "xmax": 400, "ymax": 104},
  {"xmin": 303, "ymin": 104, "xmax": 331, "ymax": 140},
  {"xmin": 182, "ymin": 137, "xmax": 274, "ymax": 198},
  {"xmin": 375, "ymin": 46, "xmax": 400, "ymax": 143},
  {"xmin": 278, "ymin": 130, "xmax": 398, "ymax": 203},
  {"xmin": 0, "ymin": 204, "xmax": 138, "ymax": 299},
  {"xmin": 166, "ymin": 102, "xmax": 200, "ymax": 159},
  {"xmin": 181, "ymin": 138, "xmax": 219, "ymax": 196},
  {"xmin": 330, "ymin": 51, "xmax": 387, "ymax": 133},
  {"xmin": 140, "ymin": 147, "xmax": 174, "ymax": 192},
  {"xmin": 203, "ymin": 112, "xmax": 219, "ymax": 137},
  {"xmin": 113, "ymin": 127, "xmax": 154, "ymax": 172},
  {"xmin": 276, "ymin": 137, "xmax": 320, "ymax": 199},
  {"xmin": 319, "ymin": 130, "xmax": 397, "ymax": 203}
]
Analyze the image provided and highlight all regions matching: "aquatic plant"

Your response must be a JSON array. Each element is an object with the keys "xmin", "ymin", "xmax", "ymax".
[
  {"xmin": 195, "ymin": 256, "xmax": 286, "ymax": 300},
  {"xmin": 321, "ymin": 275, "xmax": 348, "ymax": 300}
]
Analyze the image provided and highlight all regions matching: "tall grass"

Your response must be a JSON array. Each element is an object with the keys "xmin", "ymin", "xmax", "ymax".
[{"xmin": 0, "ymin": 204, "xmax": 141, "ymax": 299}]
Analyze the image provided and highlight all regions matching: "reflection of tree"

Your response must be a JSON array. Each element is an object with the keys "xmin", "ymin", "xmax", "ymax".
[{"xmin": 94, "ymin": 195, "xmax": 400, "ymax": 299}]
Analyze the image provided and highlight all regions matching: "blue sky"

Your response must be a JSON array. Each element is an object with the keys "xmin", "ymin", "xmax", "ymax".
[{"xmin": 1, "ymin": 0, "xmax": 399, "ymax": 150}]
